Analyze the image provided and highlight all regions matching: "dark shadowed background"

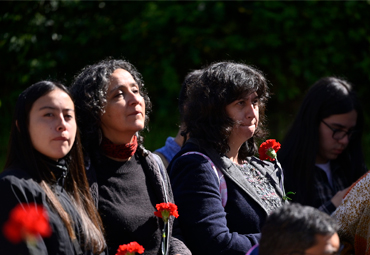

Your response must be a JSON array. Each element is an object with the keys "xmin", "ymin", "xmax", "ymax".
[{"xmin": 1, "ymin": 1, "xmax": 369, "ymax": 170}]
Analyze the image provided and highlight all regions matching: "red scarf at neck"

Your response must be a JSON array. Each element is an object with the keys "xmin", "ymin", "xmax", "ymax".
[{"xmin": 101, "ymin": 135, "xmax": 138, "ymax": 160}]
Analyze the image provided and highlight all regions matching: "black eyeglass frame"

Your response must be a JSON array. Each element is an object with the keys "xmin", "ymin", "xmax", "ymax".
[{"xmin": 321, "ymin": 120, "xmax": 357, "ymax": 141}]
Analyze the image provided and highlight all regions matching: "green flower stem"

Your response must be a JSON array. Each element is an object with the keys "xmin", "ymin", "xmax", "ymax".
[{"xmin": 161, "ymin": 222, "xmax": 168, "ymax": 255}]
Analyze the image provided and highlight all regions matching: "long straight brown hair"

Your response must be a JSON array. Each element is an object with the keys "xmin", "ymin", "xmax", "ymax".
[{"xmin": 5, "ymin": 81, "xmax": 106, "ymax": 253}]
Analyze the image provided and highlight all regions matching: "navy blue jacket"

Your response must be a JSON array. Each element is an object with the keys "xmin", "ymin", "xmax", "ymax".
[{"xmin": 168, "ymin": 138, "xmax": 285, "ymax": 255}]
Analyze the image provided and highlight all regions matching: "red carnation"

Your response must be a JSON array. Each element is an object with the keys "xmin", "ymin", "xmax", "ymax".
[
  {"xmin": 3, "ymin": 203, "xmax": 52, "ymax": 243},
  {"xmin": 154, "ymin": 202, "xmax": 179, "ymax": 223},
  {"xmin": 259, "ymin": 139, "xmax": 281, "ymax": 161},
  {"xmin": 116, "ymin": 241, "xmax": 145, "ymax": 255}
]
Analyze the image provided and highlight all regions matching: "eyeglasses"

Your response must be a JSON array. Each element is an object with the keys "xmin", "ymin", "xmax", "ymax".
[{"xmin": 321, "ymin": 120, "xmax": 357, "ymax": 141}]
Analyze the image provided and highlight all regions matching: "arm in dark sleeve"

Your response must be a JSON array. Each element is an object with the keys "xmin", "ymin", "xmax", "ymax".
[
  {"xmin": 318, "ymin": 200, "xmax": 337, "ymax": 214},
  {"xmin": 0, "ymin": 175, "xmax": 48, "ymax": 255},
  {"xmin": 170, "ymin": 155, "xmax": 260, "ymax": 255}
]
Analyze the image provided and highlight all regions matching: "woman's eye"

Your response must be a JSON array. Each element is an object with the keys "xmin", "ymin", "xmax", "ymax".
[
  {"xmin": 115, "ymin": 92, "xmax": 124, "ymax": 98},
  {"xmin": 238, "ymin": 101, "xmax": 245, "ymax": 105},
  {"xmin": 44, "ymin": 113, "xmax": 53, "ymax": 117},
  {"xmin": 64, "ymin": 114, "xmax": 73, "ymax": 120}
]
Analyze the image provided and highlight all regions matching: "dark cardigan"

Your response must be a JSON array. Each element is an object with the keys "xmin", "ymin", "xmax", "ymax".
[
  {"xmin": 168, "ymin": 138, "xmax": 285, "ymax": 255},
  {"xmin": 87, "ymin": 150, "xmax": 191, "ymax": 255},
  {"xmin": 0, "ymin": 163, "xmax": 99, "ymax": 255}
]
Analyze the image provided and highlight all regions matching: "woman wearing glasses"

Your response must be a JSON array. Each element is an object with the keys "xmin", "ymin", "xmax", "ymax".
[{"xmin": 278, "ymin": 77, "xmax": 367, "ymax": 214}]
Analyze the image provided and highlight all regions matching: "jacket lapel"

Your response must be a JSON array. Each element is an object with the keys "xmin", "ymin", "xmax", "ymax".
[{"xmin": 187, "ymin": 138, "xmax": 283, "ymax": 215}]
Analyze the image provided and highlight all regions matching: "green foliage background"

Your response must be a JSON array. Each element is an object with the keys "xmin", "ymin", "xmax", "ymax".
[{"xmin": 1, "ymin": 1, "xmax": 370, "ymax": 169}]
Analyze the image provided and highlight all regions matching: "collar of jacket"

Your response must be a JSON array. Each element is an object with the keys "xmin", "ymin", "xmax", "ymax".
[
  {"xmin": 42, "ymin": 157, "xmax": 69, "ymax": 192},
  {"xmin": 138, "ymin": 151, "xmax": 172, "ymax": 255},
  {"xmin": 186, "ymin": 138, "xmax": 285, "ymax": 215}
]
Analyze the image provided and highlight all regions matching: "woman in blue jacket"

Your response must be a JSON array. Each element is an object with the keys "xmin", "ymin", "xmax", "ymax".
[{"xmin": 168, "ymin": 62, "xmax": 285, "ymax": 255}]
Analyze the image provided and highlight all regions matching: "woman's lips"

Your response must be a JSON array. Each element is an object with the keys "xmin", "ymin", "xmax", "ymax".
[
  {"xmin": 129, "ymin": 111, "xmax": 142, "ymax": 116},
  {"xmin": 53, "ymin": 137, "xmax": 68, "ymax": 141},
  {"xmin": 333, "ymin": 149, "xmax": 343, "ymax": 155}
]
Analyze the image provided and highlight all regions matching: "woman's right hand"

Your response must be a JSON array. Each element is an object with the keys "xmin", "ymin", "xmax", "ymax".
[{"xmin": 331, "ymin": 187, "xmax": 350, "ymax": 208}]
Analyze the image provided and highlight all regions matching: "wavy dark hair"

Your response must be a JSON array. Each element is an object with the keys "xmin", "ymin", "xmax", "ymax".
[
  {"xmin": 70, "ymin": 59, "xmax": 152, "ymax": 159},
  {"xmin": 278, "ymin": 77, "xmax": 366, "ymax": 206},
  {"xmin": 260, "ymin": 203, "xmax": 338, "ymax": 255},
  {"xmin": 5, "ymin": 81, "xmax": 106, "ymax": 254},
  {"xmin": 178, "ymin": 69, "xmax": 203, "ymax": 122},
  {"xmin": 183, "ymin": 61, "xmax": 269, "ymax": 160}
]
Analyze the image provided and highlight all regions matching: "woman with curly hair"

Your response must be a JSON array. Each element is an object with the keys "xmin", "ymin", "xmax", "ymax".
[
  {"xmin": 168, "ymin": 62, "xmax": 285, "ymax": 255},
  {"xmin": 278, "ymin": 77, "xmax": 367, "ymax": 214},
  {"xmin": 70, "ymin": 59, "xmax": 190, "ymax": 255}
]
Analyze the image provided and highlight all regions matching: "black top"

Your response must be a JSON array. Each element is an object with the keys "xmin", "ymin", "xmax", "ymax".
[
  {"xmin": 0, "ymin": 160, "xmax": 100, "ymax": 255},
  {"xmin": 96, "ymin": 154, "xmax": 162, "ymax": 255}
]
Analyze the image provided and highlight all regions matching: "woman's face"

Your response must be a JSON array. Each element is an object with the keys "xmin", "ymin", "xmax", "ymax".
[
  {"xmin": 100, "ymin": 68, "xmax": 145, "ymax": 144},
  {"xmin": 226, "ymin": 92, "xmax": 259, "ymax": 147},
  {"xmin": 28, "ymin": 88, "xmax": 76, "ymax": 161},
  {"xmin": 316, "ymin": 110, "xmax": 357, "ymax": 164}
]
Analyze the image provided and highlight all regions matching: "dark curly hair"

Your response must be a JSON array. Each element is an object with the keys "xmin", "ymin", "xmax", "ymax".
[
  {"xmin": 183, "ymin": 61, "xmax": 269, "ymax": 160},
  {"xmin": 70, "ymin": 59, "xmax": 152, "ymax": 158}
]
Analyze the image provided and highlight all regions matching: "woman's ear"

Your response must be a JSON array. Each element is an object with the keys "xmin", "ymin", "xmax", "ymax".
[{"xmin": 15, "ymin": 120, "xmax": 20, "ymax": 132}]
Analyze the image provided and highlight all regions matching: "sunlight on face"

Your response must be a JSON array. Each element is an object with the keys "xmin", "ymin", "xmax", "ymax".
[
  {"xmin": 28, "ymin": 88, "xmax": 76, "ymax": 161},
  {"xmin": 100, "ymin": 68, "xmax": 145, "ymax": 144},
  {"xmin": 226, "ymin": 92, "xmax": 259, "ymax": 148}
]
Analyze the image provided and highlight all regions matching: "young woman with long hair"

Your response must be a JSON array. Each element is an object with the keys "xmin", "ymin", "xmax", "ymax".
[
  {"xmin": 278, "ymin": 77, "xmax": 367, "ymax": 214},
  {"xmin": 0, "ymin": 81, "xmax": 106, "ymax": 254}
]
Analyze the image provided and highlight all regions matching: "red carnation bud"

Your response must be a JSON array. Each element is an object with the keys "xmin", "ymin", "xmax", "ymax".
[
  {"xmin": 259, "ymin": 139, "xmax": 281, "ymax": 162},
  {"xmin": 116, "ymin": 241, "xmax": 145, "ymax": 255},
  {"xmin": 3, "ymin": 203, "xmax": 52, "ymax": 244},
  {"xmin": 154, "ymin": 202, "xmax": 179, "ymax": 223}
]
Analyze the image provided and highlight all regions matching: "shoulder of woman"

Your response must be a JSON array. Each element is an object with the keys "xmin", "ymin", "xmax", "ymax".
[
  {"xmin": 140, "ymin": 150, "xmax": 157, "ymax": 168},
  {"xmin": 0, "ymin": 168, "xmax": 46, "ymax": 223},
  {"xmin": 1, "ymin": 167, "xmax": 33, "ymax": 184},
  {"xmin": 170, "ymin": 152, "xmax": 220, "ymax": 183},
  {"xmin": 0, "ymin": 167, "xmax": 43, "ymax": 197},
  {"xmin": 173, "ymin": 152, "xmax": 213, "ymax": 167}
]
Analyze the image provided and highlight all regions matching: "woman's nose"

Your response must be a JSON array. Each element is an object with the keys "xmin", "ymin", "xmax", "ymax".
[
  {"xmin": 338, "ymin": 133, "xmax": 350, "ymax": 145},
  {"xmin": 246, "ymin": 103, "xmax": 257, "ymax": 118},
  {"xmin": 129, "ymin": 92, "xmax": 142, "ymax": 105},
  {"xmin": 56, "ymin": 116, "xmax": 67, "ymax": 131}
]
